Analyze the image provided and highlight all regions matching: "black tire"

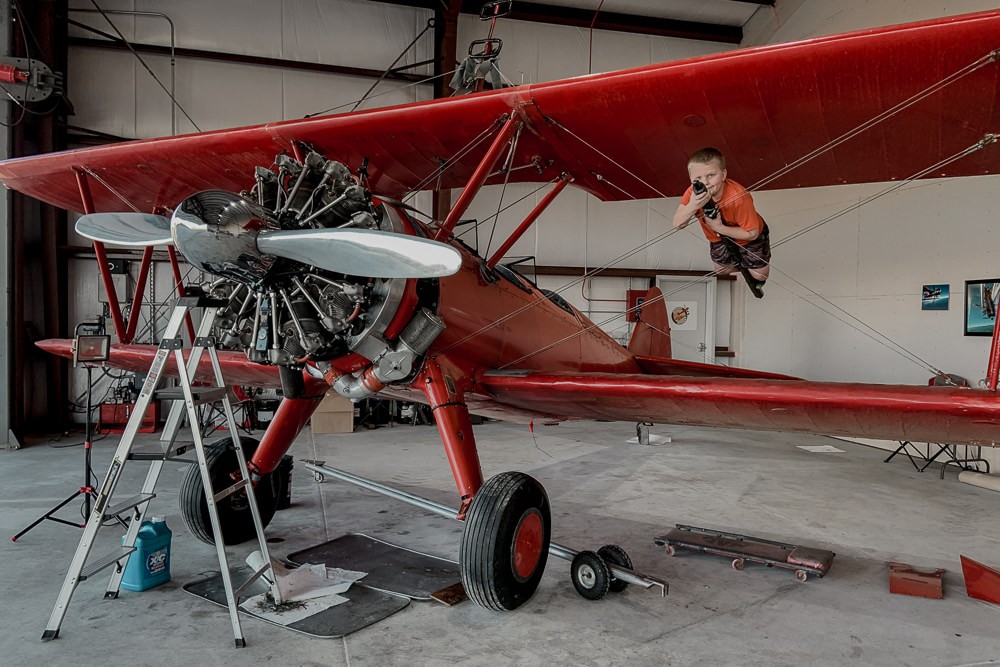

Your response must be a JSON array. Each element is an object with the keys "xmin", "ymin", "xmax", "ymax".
[
  {"xmin": 460, "ymin": 471, "xmax": 551, "ymax": 611},
  {"xmin": 179, "ymin": 436, "xmax": 277, "ymax": 545},
  {"xmin": 571, "ymin": 550, "xmax": 611, "ymax": 601},
  {"xmin": 597, "ymin": 544, "xmax": 632, "ymax": 593}
]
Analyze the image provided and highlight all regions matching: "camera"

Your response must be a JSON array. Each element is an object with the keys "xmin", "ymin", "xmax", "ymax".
[{"xmin": 691, "ymin": 180, "xmax": 719, "ymax": 219}]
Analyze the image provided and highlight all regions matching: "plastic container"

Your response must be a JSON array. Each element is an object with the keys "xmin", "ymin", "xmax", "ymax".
[{"xmin": 121, "ymin": 517, "xmax": 172, "ymax": 591}]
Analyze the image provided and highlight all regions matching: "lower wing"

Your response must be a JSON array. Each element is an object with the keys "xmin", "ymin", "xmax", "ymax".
[
  {"xmin": 37, "ymin": 340, "xmax": 287, "ymax": 390},
  {"xmin": 479, "ymin": 370, "xmax": 1000, "ymax": 446}
]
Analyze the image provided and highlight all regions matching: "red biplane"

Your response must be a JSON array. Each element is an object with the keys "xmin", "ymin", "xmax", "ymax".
[{"xmin": 2, "ymin": 10, "xmax": 1000, "ymax": 611}]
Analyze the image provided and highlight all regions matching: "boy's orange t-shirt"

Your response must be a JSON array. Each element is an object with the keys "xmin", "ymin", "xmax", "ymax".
[{"xmin": 680, "ymin": 179, "xmax": 763, "ymax": 245}]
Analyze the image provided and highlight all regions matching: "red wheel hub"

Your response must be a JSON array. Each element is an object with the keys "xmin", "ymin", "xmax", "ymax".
[{"xmin": 511, "ymin": 508, "xmax": 544, "ymax": 581}]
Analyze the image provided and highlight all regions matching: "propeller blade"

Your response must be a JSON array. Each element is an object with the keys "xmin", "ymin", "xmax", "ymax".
[
  {"xmin": 257, "ymin": 228, "xmax": 462, "ymax": 279},
  {"xmin": 75, "ymin": 212, "xmax": 173, "ymax": 247}
]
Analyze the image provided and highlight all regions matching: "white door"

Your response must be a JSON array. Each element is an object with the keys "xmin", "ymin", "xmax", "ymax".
[{"xmin": 657, "ymin": 276, "xmax": 716, "ymax": 364}]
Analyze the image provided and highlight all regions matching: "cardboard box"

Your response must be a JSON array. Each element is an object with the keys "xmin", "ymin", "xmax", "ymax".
[
  {"xmin": 99, "ymin": 401, "xmax": 159, "ymax": 433},
  {"xmin": 316, "ymin": 392, "xmax": 353, "ymax": 413},
  {"xmin": 312, "ymin": 411, "xmax": 355, "ymax": 434}
]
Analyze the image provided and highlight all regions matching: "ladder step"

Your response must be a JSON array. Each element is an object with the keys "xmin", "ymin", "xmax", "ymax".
[
  {"xmin": 155, "ymin": 386, "xmax": 228, "ymax": 405},
  {"xmin": 128, "ymin": 442, "xmax": 192, "ymax": 461},
  {"xmin": 214, "ymin": 478, "xmax": 249, "ymax": 503},
  {"xmin": 104, "ymin": 493, "xmax": 156, "ymax": 518},
  {"xmin": 80, "ymin": 546, "xmax": 135, "ymax": 581}
]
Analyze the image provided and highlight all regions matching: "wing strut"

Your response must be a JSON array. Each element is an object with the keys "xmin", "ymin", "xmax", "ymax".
[
  {"xmin": 487, "ymin": 173, "xmax": 572, "ymax": 269},
  {"xmin": 74, "ymin": 168, "xmax": 127, "ymax": 342},
  {"xmin": 73, "ymin": 169, "xmax": 194, "ymax": 343},
  {"xmin": 435, "ymin": 112, "xmax": 521, "ymax": 241}
]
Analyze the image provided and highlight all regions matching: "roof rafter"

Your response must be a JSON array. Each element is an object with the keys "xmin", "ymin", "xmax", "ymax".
[{"xmin": 376, "ymin": 0, "xmax": 743, "ymax": 44}]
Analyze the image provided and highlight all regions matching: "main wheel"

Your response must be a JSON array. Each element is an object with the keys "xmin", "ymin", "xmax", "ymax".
[
  {"xmin": 597, "ymin": 544, "xmax": 633, "ymax": 593},
  {"xmin": 179, "ymin": 436, "xmax": 278, "ymax": 545},
  {"xmin": 571, "ymin": 550, "xmax": 611, "ymax": 600},
  {"xmin": 460, "ymin": 471, "xmax": 551, "ymax": 611}
]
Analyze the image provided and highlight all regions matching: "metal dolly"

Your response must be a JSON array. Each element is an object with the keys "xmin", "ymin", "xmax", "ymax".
[{"xmin": 654, "ymin": 524, "xmax": 835, "ymax": 582}]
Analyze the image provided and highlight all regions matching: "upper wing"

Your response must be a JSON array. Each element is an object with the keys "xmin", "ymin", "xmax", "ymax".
[
  {"xmin": 1, "ymin": 11, "xmax": 998, "ymax": 213},
  {"xmin": 478, "ymin": 370, "xmax": 1000, "ymax": 447}
]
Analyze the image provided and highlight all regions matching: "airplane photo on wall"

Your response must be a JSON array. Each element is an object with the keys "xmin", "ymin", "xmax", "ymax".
[
  {"xmin": 965, "ymin": 279, "xmax": 1000, "ymax": 335},
  {"xmin": 921, "ymin": 284, "xmax": 949, "ymax": 311}
]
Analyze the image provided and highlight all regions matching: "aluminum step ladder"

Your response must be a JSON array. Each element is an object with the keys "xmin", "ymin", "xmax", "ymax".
[{"xmin": 42, "ymin": 293, "xmax": 281, "ymax": 648}]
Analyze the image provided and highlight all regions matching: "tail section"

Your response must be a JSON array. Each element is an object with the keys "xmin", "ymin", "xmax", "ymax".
[{"xmin": 627, "ymin": 286, "xmax": 671, "ymax": 359}]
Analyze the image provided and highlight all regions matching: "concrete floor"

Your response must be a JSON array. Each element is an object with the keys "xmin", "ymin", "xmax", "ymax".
[{"xmin": 1, "ymin": 418, "xmax": 999, "ymax": 666}]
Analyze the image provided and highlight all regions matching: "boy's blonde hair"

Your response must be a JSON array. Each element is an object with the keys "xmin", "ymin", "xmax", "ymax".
[{"xmin": 688, "ymin": 147, "xmax": 726, "ymax": 170}]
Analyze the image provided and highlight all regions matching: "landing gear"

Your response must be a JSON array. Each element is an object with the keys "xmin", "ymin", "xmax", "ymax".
[
  {"xmin": 179, "ymin": 436, "xmax": 278, "ymax": 545},
  {"xmin": 571, "ymin": 550, "xmax": 611, "ymax": 600},
  {"xmin": 598, "ymin": 544, "xmax": 633, "ymax": 593},
  {"xmin": 460, "ymin": 471, "xmax": 551, "ymax": 611}
]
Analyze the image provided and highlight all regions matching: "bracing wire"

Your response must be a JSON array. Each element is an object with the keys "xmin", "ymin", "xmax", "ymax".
[
  {"xmin": 485, "ymin": 123, "xmax": 523, "ymax": 258},
  {"xmin": 88, "ymin": 0, "xmax": 201, "ymax": 132},
  {"xmin": 351, "ymin": 19, "xmax": 436, "ymax": 112}
]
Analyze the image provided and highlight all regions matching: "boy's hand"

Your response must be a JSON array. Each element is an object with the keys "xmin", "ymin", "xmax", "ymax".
[
  {"xmin": 690, "ymin": 188, "xmax": 712, "ymax": 208},
  {"xmin": 702, "ymin": 215, "xmax": 726, "ymax": 234}
]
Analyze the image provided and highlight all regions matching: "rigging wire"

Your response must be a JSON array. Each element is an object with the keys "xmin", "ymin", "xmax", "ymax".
[
  {"xmin": 485, "ymin": 122, "xmax": 523, "ymax": 258},
  {"xmin": 87, "ymin": 0, "xmax": 201, "ymax": 132},
  {"xmin": 352, "ymin": 18, "xmax": 436, "ymax": 112},
  {"xmin": 743, "ymin": 50, "xmax": 999, "ymax": 195},
  {"xmin": 305, "ymin": 67, "xmax": 461, "ymax": 119},
  {"xmin": 401, "ymin": 118, "xmax": 507, "ymax": 201},
  {"xmin": 456, "ymin": 177, "xmax": 560, "ymax": 240}
]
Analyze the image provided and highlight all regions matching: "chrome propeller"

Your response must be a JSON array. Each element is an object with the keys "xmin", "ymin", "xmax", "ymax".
[
  {"xmin": 75, "ymin": 212, "xmax": 172, "ymax": 247},
  {"xmin": 74, "ymin": 191, "xmax": 462, "ymax": 280}
]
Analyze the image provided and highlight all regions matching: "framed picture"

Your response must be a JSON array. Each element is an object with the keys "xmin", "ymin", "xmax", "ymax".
[
  {"xmin": 921, "ymin": 284, "xmax": 949, "ymax": 311},
  {"xmin": 964, "ymin": 279, "xmax": 1000, "ymax": 336}
]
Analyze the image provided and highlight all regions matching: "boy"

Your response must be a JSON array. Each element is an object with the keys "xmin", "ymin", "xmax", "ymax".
[{"xmin": 671, "ymin": 147, "xmax": 770, "ymax": 298}]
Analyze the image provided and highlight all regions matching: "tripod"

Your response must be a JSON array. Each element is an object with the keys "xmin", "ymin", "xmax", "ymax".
[{"xmin": 12, "ymin": 364, "xmax": 100, "ymax": 542}]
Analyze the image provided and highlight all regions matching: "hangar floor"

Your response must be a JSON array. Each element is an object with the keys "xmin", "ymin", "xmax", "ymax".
[{"xmin": 1, "ymin": 418, "xmax": 999, "ymax": 666}]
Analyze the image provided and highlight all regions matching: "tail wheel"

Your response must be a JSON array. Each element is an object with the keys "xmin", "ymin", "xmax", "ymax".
[
  {"xmin": 597, "ymin": 544, "xmax": 633, "ymax": 593},
  {"xmin": 179, "ymin": 436, "xmax": 277, "ymax": 545},
  {"xmin": 460, "ymin": 471, "xmax": 551, "ymax": 611},
  {"xmin": 571, "ymin": 550, "xmax": 611, "ymax": 600}
]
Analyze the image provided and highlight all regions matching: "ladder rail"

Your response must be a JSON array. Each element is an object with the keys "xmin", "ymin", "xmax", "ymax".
[{"xmin": 205, "ymin": 341, "xmax": 282, "ymax": 605}]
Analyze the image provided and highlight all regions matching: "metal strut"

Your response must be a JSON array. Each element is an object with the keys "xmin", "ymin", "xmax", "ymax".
[{"xmin": 303, "ymin": 461, "xmax": 668, "ymax": 596}]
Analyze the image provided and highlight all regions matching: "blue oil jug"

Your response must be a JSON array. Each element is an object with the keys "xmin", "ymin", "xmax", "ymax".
[{"xmin": 122, "ymin": 517, "xmax": 171, "ymax": 591}]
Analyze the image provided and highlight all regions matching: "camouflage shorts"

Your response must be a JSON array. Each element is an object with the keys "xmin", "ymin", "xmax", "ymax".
[{"xmin": 709, "ymin": 224, "xmax": 770, "ymax": 269}]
